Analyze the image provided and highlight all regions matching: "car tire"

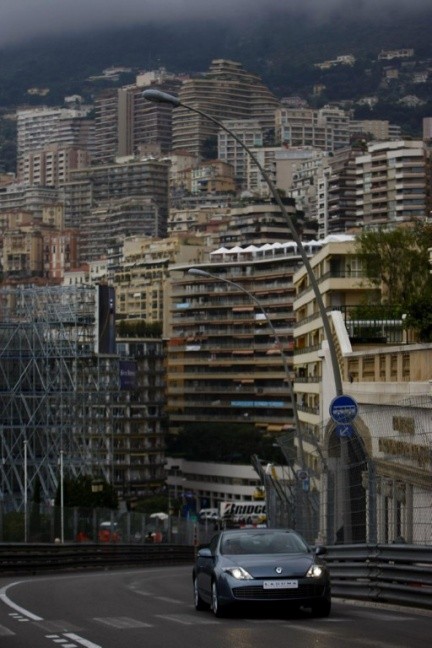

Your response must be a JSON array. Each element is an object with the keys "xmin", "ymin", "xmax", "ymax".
[
  {"xmin": 193, "ymin": 576, "xmax": 208, "ymax": 611},
  {"xmin": 311, "ymin": 596, "xmax": 331, "ymax": 618},
  {"xmin": 211, "ymin": 580, "xmax": 228, "ymax": 618}
]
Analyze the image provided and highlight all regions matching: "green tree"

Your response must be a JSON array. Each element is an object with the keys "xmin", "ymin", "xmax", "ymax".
[
  {"xmin": 117, "ymin": 319, "xmax": 162, "ymax": 338},
  {"xmin": 167, "ymin": 422, "xmax": 282, "ymax": 464},
  {"xmin": 355, "ymin": 223, "xmax": 432, "ymax": 340},
  {"xmin": 55, "ymin": 475, "xmax": 118, "ymax": 510}
]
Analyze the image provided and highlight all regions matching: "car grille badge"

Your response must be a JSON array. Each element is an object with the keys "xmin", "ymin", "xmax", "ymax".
[{"xmin": 275, "ymin": 567, "xmax": 283, "ymax": 574}]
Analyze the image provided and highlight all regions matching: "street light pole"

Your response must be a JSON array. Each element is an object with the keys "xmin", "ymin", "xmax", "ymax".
[
  {"xmin": 143, "ymin": 88, "xmax": 343, "ymax": 398},
  {"xmin": 60, "ymin": 450, "xmax": 64, "ymax": 544},
  {"xmin": 23, "ymin": 439, "xmax": 28, "ymax": 543},
  {"xmin": 143, "ymin": 88, "xmax": 364, "ymax": 543}
]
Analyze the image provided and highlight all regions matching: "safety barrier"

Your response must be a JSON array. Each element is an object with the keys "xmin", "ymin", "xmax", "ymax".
[
  {"xmin": 325, "ymin": 544, "xmax": 432, "ymax": 610},
  {"xmin": 0, "ymin": 543, "xmax": 195, "ymax": 574},
  {"xmin": 0, "ymin": 542, "xmax": 431, "ymax": 610}
]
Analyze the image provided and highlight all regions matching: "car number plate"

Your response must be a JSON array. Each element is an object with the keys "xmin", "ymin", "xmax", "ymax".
[{"xmin": 263, "ymin": 580, "xmax": 298, "ymax": 589}]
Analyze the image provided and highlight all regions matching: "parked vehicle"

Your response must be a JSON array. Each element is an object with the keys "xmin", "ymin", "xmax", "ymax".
[
  {"xmin": 192, "ymin": 528, "xmax": 331, "ymax": 618},
  {"xmin": 198, "ymin": 508, "xmax": 220, "ymax": 523}
]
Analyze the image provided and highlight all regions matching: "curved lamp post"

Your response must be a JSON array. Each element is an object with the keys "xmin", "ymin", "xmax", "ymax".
[
  {"xmin": 143, "ymin": 89, "xmax": 377, "ymax": 544},
  {"xmin": 142, "ymin": 88, "xmax": 343, "ymax": 399}
]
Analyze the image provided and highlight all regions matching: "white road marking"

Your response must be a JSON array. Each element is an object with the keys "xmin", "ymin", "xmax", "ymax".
[
  {"xmin": 46, "ymin": 635, "xmax": 77, "ymax": 647},
  {"xmin": 0, "ymin": 583, "xmax": 100, "ymax": 648},
  {"xmin": 0, "ymin": 623, "xmax": 15, "ymax": 636},
  {"xmin": 64, "ymin": 633, "xmax": 102, "ymax": 648},
  {"xmin": 350, "ymin": 610, "xmax": 415, "ymax": 622},
  {"xmin": 0, "ymin": 583, "xmax": 43, "ymax": 620},
  {"xmin": 93, "ymin": 616, "xmax": 153, "ymax": 629},
  {"xmin": 155, "ymin": 596, "xmax": 183, "ymax": 604},
  {"xmin": 283, "ymin": 623, "xmax": 333, "ymax": 635},
  {"xmin": 155, "ymin": 613, "xmax": 219, "ymax": 625}
]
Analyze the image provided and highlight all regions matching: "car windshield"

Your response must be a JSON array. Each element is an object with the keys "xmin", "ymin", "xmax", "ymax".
[{"xmin": 220, "ymin": 531, "xmax": 308, "ymax": 555}]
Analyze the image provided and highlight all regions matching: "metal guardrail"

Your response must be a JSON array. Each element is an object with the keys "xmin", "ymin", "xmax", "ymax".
[
  {"xmin": 325, "ymin": 544, "xmax": 432, "ymax": 610},
  {"xmin": 0, "ymin": 543, "xmax": 195, "ymax": 574},
  {"xmin": 0, "ymin": 542, "xmax": 431, "ymax": 611}
]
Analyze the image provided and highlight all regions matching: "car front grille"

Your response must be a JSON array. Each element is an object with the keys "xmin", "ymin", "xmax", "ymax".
[{"xmin": 232, "ymin": 583, "xmax": 320, "ymax": 601}]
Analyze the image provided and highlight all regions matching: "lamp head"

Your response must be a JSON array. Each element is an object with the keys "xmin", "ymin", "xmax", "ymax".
[
  {"xmin": 142, "ymin": 89, "xmax": 180, "ymax": 107},
  {"xmin": 188, "ymin": 268, "xmax": 211, "ymax": 278}
]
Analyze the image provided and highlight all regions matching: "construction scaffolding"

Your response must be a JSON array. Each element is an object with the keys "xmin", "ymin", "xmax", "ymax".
[{"xmin": 0, "ymin": 285, "xmax": 119, "ymax": 512}]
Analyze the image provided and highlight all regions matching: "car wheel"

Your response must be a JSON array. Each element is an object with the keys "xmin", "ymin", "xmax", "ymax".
[
  {"xmin": 311, "ymin": 596, "xmax": 331, "ymax": 618},
  {"xmin": 193, "ymin": 576, "xmax": 208, "ymax": 611},
  {"xmin": 211, "ymin": 580, "xmax": 227, "ymax": 618}
]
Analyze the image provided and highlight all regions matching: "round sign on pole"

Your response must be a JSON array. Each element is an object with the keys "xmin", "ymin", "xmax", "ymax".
[{"xmin": 329, "ymin": 395, "xmax": 358, "ymax": 424}]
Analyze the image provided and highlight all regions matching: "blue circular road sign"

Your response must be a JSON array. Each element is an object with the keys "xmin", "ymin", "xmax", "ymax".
[{"xmin": 329, "ymin": 395, "xmax": 358, "ymax": 424}]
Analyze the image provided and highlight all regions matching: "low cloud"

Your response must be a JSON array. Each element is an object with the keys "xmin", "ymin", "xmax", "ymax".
[{"xmin": 0, "ymin": 0, "xmax": 428, "ymax": 47}]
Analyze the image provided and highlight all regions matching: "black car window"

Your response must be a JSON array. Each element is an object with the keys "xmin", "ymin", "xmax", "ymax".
[
  {"xmin": 270, "ymin": 532, "xmax": 307, "ymax": 553},
  {"xmin": 222, "ymin": 538, "xmax": 243, "ymax": 554}
]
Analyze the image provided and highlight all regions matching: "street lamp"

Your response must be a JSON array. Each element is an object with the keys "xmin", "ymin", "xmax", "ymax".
[
  {"xmin": 143, "ymin": 89, "xmax": 374, "ymax": 543},
  {"xmin": 23, "ymin": 439, "xmax": 28, "ymax": 543},
  {"xmin": 60, "ymin": 450, "xmax": 64, "ymax": 544},
  {"xmin": 143, "ymin": 88, "xmax": 343, "ymax": 398}
]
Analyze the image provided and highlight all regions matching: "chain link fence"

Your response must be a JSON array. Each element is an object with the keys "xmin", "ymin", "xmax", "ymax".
[
  {"xmin": 0, "ymin": 505, "xmax": 205, "ymax": 546},
  {"xmin": 262, "ymin": 395, "xmax": 432, "ymax": 546}
]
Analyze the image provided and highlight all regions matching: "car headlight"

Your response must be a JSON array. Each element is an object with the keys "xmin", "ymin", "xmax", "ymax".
[
  {"xmin": 306, "ymin": 564, "xmax": 324, "ymax": 578},
  {"xmin": 223, "ymin": 566, "xmax": 253, "ymax": 580}
]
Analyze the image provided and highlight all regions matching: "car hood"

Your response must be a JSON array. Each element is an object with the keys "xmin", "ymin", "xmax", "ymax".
[{"xmin": 223, "ymin": 553, "xmax": 314, "ymax": 578}]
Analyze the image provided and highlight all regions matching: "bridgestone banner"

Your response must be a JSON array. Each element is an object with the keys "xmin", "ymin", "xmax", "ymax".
[{"xmin": 220, "ymin": 501, "xmax": 266, "ymax": 519}]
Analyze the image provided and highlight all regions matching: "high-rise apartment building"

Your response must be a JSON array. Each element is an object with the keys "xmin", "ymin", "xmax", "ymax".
[
  {"xmin": 93, "ymin": 89, "xmax": 118, "ymax": 164},
  {"xmin": 172, "ymin": 59, "xmax": 280, "ymax": 158},
  {"xmin": 16, "ymin": 106, "xmax": 94, "ymax": 177},
  {"xmin": 316, "ymin": 147, "xmax": 359, "ymax": 238},
  {"xmin": 94, "ymin": 69, "xmax": 182, "ymax": 164},
  {"xmin": 165, "ymin": 240, "xmax": 321, "ymax": 440},
  {"xmin": 245, "ymin": 146, "xmax": 329, "ymax": 216},
  {"xmin": 275, "ymin": 105, "xmax": 351, "ymax": 152},
  {"xmin": 354, "ymin": 140, "xmax": 431, "ymax": 225},
  {"xmin": 0, "ymin": 184, "xmax": 60, "ymax": 219},
  {"xmin": 64, "ymin": 157, "xmax": 170, "ymax": 261},
  {"xmin": 79, "ymin": 197, "xmax": 163, "ymax": 263},
  {"xmin": 19, "ymin": 145, "xmax": 91, "ymax": 186},
  {"xmin": 218, "ymin": 119, "xmax": 264, "ymax": 187},
  {"xmin": 190, "ymin": 160, "xmax": 236, "ymax": 194},
  {"xmin": 114, "ymin": 235, "xmax": 204, "ymax": 322},
  {"xmin": 215, "ymin": 200, "xmax": 309, "ymax": 248}
]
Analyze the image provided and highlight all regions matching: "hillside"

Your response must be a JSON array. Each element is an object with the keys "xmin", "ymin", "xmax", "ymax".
[
  {"xmin": 1, "ymin": 7, "xmax": 432, "ymax": 172},
  {"xmin": 1, "ymin": 8, "xmax": 432, "ymax": 105}
]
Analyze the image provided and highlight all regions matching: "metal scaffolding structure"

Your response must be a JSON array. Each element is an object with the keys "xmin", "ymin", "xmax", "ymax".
[{"xmin": 0, "ymin": 285, "xmax": 119, "ymax": 512}]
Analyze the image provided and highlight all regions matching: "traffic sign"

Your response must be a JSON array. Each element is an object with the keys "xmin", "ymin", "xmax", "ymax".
[
  {"xmin": 329, "ymin": 394, "xmax": 358, "ymax": 424},
  {"xmin": 334, "ymin": 424, "xmax": 355, "ymax": 438}
]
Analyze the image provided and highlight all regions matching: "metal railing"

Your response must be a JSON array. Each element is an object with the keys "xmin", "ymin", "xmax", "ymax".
[
  {"xmin": 0, "ymin": 541, "xmax": 430, "ymax": 610},
  {"xmin": 0, "ymin": 543, "xmax": 194, "ymax": 574},
  {"xmin": 325, "ymin": 543, "xmax": 432, "ymax": 610}
]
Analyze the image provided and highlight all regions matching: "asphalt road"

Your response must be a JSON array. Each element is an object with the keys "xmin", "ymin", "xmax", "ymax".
[{"xmin": 0, "ymin": 566, "xmax": 430, "ymax": 648}]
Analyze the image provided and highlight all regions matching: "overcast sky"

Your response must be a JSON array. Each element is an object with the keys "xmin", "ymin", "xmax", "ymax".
[{"xmin": 0, "ymin": 0, "xmax": 427, "ymax": 48}]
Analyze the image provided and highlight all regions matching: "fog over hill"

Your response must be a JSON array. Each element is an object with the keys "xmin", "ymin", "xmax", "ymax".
[
  {"xmin": 0, "ymin": 2, "xmax": 432, "ymax": 108},
  {"xmin": 1, "ymin": 1, "xmax": 431, "ymax": 48}
]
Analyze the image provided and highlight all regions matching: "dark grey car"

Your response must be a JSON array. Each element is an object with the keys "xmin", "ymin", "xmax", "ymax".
[{"xmin": 192, "ymin": 528, "xmax": 331, "ymax": 618}]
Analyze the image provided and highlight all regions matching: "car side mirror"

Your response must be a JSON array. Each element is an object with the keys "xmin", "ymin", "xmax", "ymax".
[
  {"xmin": 197, "ymin": 547, "xmax": 213, "ymax": 559},
  {"xmin": 315, "ymin": 545, "xmax": 327, "ymax": 556}
]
